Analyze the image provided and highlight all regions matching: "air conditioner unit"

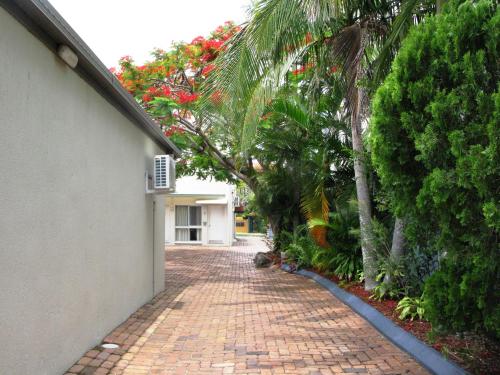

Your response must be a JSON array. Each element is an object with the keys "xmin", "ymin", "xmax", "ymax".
[{"xmin": 146, "ymin": 155, "xmax": 175, "ymax": 194}]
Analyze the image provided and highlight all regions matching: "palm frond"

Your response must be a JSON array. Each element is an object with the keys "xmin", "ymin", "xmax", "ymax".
[
  {"xmin": 326, "ymin": 22, "xmax": 365, "ymax": 116},
  {"xmin": 200, "ymin": 0, "xmax": 345, "ymax": 151},
  {"xmin": 372, "ymin": 0, "xmax": 425, "ymax": 85},
  {"xmin": 240, "ymin": 48, "xmax": 308, "ymax": 151}
]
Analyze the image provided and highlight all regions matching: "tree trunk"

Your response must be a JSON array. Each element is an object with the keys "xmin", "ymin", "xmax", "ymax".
[
  {"xmin": 268, "ymin": 215, "xmax": 281, "ymax": 253},
  {"xmin": 352, "ymin": 107, "xmax": 377, "ymax": 290},
  {"xmin": 436, "ymin": 0, "xmax": 446, "ymax": 14},
  {"xmin": 390, "ymin": 217, "xmax": 405, "ymax": 262},
  {"xmin": 351, "ymin": 25, "xmax": 378, "ymax": 291},
  {"xmin": 384, "ymin": 217, "xmax": 405, "ymax": 284}
]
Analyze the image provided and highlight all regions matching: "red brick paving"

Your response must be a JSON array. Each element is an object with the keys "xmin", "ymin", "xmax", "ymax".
[{"xmin": 66, "ymin": 238, "xmax": 428, "ymax": 374}]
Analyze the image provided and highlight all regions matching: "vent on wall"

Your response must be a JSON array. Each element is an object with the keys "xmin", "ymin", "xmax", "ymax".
[
  {"xmin": 154, "ymin": 155, "xmax": 174, "ymax": 189},
  {"xmin": 146, "ymin": 155, "xmax": 175, "ymax": 194}
]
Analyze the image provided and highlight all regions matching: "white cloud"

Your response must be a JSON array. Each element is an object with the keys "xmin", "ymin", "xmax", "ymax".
[{"xmin": 49, "ymin": 0, "xmax": 250, "ymax": 68}]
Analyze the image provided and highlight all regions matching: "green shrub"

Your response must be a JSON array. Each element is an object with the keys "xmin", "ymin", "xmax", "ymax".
[
  {"xmin": 330, "ymin": 251, "xmax": 363, "ymax": 281},
  {"xmin": 284, "ymin": 225, "xmax": 319, "ymax": 268},
  {"xmin": 396, "ymin": 296, "xmax": 426, "ymax": 321},
  {"xmin": 284, "ymin": 202, "xmax": 363, "ymax": 280},
  {"xmin": 424, "ymin": 254, "xmax": 500, "ymax": 336},
  {"xmin": 274, "ymin": 229, "xmax": 294, "ymax": 253},
  {"xmin": 310, "ymin": 246, "xmax": 334, "ymax": 272},
  {"xmin": 371, "ymin": 267, "xmax": 405, "ymax": 301},
  {"xmin": 305, "ymin": 245, "xmax": 362, "ymax": 280},
  {"xmin": 286, "ymin": 239, "xmax": 317, "ymax": 268},
  {"xmin": 370, "ymin": 0, "xmax": 499, "ymax": 337},
  {"xmin": 313, "ymin": 201, "xmax": 363, "ymax": 280}
]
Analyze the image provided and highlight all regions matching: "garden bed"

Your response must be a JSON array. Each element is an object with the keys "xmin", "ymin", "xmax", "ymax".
[{"xmin": 305, "ymin": 267, "xmax": 500, "ymax": 375}]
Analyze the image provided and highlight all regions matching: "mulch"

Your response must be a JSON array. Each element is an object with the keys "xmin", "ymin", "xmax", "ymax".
[{"xmin": 341, "ymin": 280, "xmax": 500, "ymax": 375}]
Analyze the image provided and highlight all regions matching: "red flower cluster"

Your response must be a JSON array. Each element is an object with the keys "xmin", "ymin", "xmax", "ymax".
[
  {"xmin": 191, "ymin": 36, "xmax": 205, "ymax": 45},
  {"xmin": 113, "ymin": 21, "xmax": 241, "ymax": 131},
  {"xmin": 201, "ymin": 53, "xmax": 215, "ymax": 63},
  {"xmin": 188, "ymin": 36, "xmax": 220, "ymax": 64},
  {"xmin": 291, "ymin": 63, "xmax": 316, "ymax": 76},
  {"xmin": 201, "ymin": 64, "xmax": 216, "ymax": 76},
  {"xmin": 177, "ymin": 91, "xmax": 198, "ymax": 104},
  {"xmin": 204, "ymin": 40, "xmax": 224, "ymax": 51},
  {"xmin": 292, "ymin": 66, "xmax": 307, "ymax": 75},
  {"xmin": 164, "ymin": 125, "xmax": 185, "ymax": 137},
  {"xmin": 147, "ymin": 86, "xmax": 172, "ymax": 96},
  {"xmin": 142, "ymin": 85, "xmax": 173, "ymax": 103},
  {"xmin": 162, "ymin": 86, "xmax": 172, "ymax": 96}
]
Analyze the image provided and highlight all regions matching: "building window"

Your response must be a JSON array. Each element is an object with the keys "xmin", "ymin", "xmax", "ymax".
[{"xmin": 175, "ymin": 206, "xmax": 202, "ymax": 242}]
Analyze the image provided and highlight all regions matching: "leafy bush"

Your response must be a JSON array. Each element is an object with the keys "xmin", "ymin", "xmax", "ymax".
[
  {"xmin": 311, "ymin": 201, "xmax": 363, "ymax": 280},
  {"xmin": 274, "ymin": 229, "xmax": 294, "ymax": 253},
  {"xmin": 371, "ymin": 266, "xmax": 405, "ymax": 301},
  {"xmin": 301, "ymin": 245, "xmax": 363, "ymax": 280},
  {"xmin": 324, "ymin": 201, "xmax": 360, "ymax": 254},
  {"xmin": 284, "ymin": 202, "xmax": 363, "ymax": 281},
  {"xmin": 369, "ymin": 218, "xmax": 406, "ymax": 300},
  {"xmin": 286, "ymin": 239, "xmax": 318, "ymax": 269},
  {"xmin": 396, "ymin": 296, "xmax": 426, "ymax": 321},
  {"xmin": 402, "ymin": 244, "xmax": 439, "ymax": 296},
  {"xmin": 330, "ymin": 251, "xmax": 363, "ymax": 281},
  {"xmin": 371, "ymin": 234, "xmax": 439, "ymax": 300},
  {"xmin": 284, "ymin": 225, "xmax": 319, "ymax": 268},
  {"xmin": 424, "ymin": 255, "xmax": 499, "ymax": 336},
  {"xmin": 370, "ymin": 0, "xmax": 499, "ymax": 337}
]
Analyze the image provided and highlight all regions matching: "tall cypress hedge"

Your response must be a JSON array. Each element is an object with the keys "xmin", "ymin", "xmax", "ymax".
[{"xmin": 370, "ymin": 0, "xmax": 499, "ymax": 337}]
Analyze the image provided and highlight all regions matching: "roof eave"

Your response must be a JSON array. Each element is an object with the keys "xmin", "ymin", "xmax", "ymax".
[{"xmin": 1, "ymin": 0, "xmax": 181, "ymax": 157}]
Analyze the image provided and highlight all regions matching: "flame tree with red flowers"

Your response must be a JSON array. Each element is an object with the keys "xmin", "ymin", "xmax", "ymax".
[
  {"xmin": 112, "ymin": 19, "xmax": 353, "ymax": 247},
  {"xmin": 112, "ymin": 22, "xmax": 260, "ymax": 187}
]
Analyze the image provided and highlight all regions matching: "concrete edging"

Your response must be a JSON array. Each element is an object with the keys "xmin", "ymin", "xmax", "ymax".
[{"xmin": 280, "ymin": 264, "xmax": 467, "ymax": 375}]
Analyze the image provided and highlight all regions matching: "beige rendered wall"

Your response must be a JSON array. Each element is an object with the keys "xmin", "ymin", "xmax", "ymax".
[{"xmin": 0, "ymin": 7, "xmax": 166, "ymax": 375}]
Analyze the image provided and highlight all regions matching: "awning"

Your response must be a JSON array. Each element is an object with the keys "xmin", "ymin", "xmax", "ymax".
[{"xmin": 195, "ymin": 199, "xmax": 228, "ymax": 205}]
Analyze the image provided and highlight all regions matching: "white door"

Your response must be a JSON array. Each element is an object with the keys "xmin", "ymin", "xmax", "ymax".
[{"xmin": 207, "ymin": 205, "xmax": 227, "ymax": 245}]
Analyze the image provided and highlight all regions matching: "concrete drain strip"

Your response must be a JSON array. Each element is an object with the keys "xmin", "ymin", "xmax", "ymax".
[{"xmin": 280, "ymin": 264, "xmax": 466, "ymax": 375}]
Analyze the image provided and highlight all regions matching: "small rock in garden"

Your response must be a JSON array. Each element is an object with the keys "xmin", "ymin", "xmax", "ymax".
[{"xmin": 253, "ymin": 252, "xmax": 272, "ymax": 268}]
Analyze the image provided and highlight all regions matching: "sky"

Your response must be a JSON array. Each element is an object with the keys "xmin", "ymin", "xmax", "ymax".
[{"xmin": 49, "ymin": 0, "xmax": 251, "ymax": 68}]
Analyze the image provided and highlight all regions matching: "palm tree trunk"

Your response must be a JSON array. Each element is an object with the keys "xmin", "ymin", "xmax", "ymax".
[
  {"xmin": 352, "ymin": 105, "xmax": 377, "ymax": 290},
  {"xmin": 351, "ymin": 25, "xmax": 378, "ymax": 291}
]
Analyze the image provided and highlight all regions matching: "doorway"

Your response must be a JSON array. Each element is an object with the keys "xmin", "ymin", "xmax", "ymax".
[{"xmin": 207, "ymin": 205, "xmax": 226, "ymax": 245}]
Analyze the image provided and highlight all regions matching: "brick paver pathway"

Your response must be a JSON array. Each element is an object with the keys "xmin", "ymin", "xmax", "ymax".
[{"xmin": 67, "ymin": 237, "xmax": 428, "ymax": 374}]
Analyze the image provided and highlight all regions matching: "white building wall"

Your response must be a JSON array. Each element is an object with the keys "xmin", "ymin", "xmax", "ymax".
[
  {"xmin": 165, "ymin": 177, "xmax": 235, "ymax": 246},
  {"xmin": 0, "ymin": 7, "xmax": 166, "ymax": 375},
  {"xmin": 164, "ymin": 196, "xmax": 204, "ymax": 244}
]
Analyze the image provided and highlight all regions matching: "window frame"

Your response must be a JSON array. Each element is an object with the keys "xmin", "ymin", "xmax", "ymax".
[{"xmin": 174, "ymin": 205, "xmax": 202, "ymax": 243}]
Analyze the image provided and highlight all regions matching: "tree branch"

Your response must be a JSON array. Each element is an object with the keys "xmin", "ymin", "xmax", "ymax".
[{"xmin": 177, "ymin": 117, "xmax": 257, "ymax": 190}]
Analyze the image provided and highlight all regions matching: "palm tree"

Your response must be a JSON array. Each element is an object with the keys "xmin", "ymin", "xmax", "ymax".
[{"xmin": 205, "ymin": 0, "xmax": 435, "ymax": 289}]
